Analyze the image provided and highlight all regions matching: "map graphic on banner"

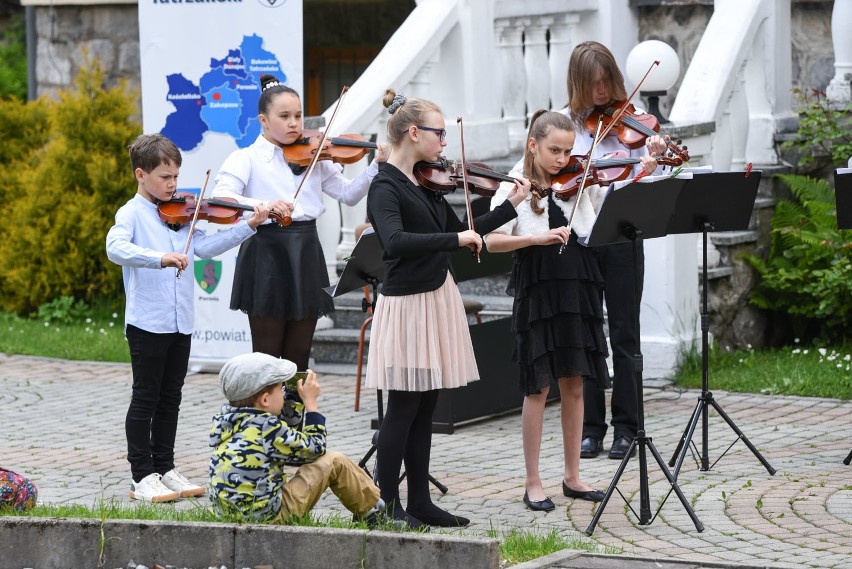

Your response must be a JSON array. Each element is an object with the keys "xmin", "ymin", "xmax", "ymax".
[{"xmin": 161, "ymin": 34, "xmax": 284, "ymax": 151}]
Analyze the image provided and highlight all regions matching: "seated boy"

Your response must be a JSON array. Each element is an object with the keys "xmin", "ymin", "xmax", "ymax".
[{"xmin": 208, "ymin": 352, "xmax": 384, "ymax": 524}]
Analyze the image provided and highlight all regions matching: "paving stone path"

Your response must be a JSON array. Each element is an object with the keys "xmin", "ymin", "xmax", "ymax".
[{"xmin": 1, "ymin": 354, "xmax": 850, "ymax": 568}]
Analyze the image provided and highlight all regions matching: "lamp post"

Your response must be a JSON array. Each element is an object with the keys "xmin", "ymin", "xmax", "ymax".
[{"xmin": 626, "ymin": 40, "xmax": 681, "ymax": 124}]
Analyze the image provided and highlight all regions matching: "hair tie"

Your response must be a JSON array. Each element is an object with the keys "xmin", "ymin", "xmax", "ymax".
[
  {"xmin": 387, "ymin": 93, "xmax": 407, "ymax": 115},
  {"xmin": 263, "ymin": 80, "xmax": 281, "ymax": 92}
]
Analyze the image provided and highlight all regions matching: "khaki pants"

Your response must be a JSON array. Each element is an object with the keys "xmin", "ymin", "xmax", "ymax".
[{"xmin": 275, "ymin": 450, "xmax": 380, "ymax": 520}]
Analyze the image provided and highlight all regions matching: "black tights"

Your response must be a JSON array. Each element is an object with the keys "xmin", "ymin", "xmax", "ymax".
[
  {"xmin": 376, "ymin": 390, "xmax": 439, "ymax": 510},
  {"xmin": 376, "ymin": 390, "xmax": 469, "ymax": 527},
  {"xmin": 248, "ymin": 315, "xmax": 318, "ymax": 370}
]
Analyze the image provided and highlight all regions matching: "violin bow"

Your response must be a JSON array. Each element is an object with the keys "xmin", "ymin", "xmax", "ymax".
[
  {"xmin": 559, "ymin": 117, "xmax": 604, "ymax": 255},
  {"xmin": 595, "ymin": 60, "xmax": 659, "ymax": 146},
  {"xmin": 176, "ymin": 168, "xmax": 212, "ymax": 280},
  {"xmin": 456, "ymin": 116, "xmax": 479, "ymax": 263},
  {"xmin": 283, "ymin": 85, "xmax": 349, "ymax": 226}
]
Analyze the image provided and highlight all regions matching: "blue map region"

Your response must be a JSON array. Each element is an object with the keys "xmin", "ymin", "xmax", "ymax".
[
  {"xmin": 161, "ymin": 74, "xmax": 207, "ymax": 151},
  {"xmin": 200, "ymin": 82, "xmax": 243, "ymax": 139},
  {"xmin": 161, "ymin": 34, "xmax": 285, "ymax": 151}
]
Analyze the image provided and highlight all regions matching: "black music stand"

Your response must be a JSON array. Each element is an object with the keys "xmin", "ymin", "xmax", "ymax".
[
  {"xmin": 580, "ymin": 175, "xmax": 704, "ymax": 534},
  {"xmin": 326, "ymin": 230, "xmax": 448, "ymax": 493},
  {"xmin": 834, "ymin": 168, "xmax": 852, "ymax": 466},
  {"xmin": 666, "ymin": 171, "xmax": 776, "ymax": 479}
]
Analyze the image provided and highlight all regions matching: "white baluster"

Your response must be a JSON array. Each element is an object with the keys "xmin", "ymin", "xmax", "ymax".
[
  {"xmin": 523, "ymin": 16, "xmax": 552, "ymax": 118},
  {"xmin": 496, "ymin": 18, "xmax": 527, "ymax": 151},
  {"xmin": 827, "ymin": 0, "xmax": 852, "ymax": 105},
  {"xmin": 743, "ymin": 21, "xmax": 779, "ymax": 165},
  {"xmin": 547, "ymin": 14, "xmax": 579, "ymax": 111},
  {"xmin": 729, "ymin": 67, "xmax": 749, "ymax": 171},
  {"xmin": 337, "ymin": 160, "xmax": 369, "ymax": 262},
  {"xmin": 712, "ymin": 106, "xmax": 733, "ymax": 171}
]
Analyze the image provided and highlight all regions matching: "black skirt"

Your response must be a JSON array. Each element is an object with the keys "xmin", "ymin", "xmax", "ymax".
[
  {"xmin": 509, "ymin": 230, "xmax": 610, "ymax": 395},
  {"xmin": 230, "ymin": 221, "xmax": 335, "ymax": 320}
]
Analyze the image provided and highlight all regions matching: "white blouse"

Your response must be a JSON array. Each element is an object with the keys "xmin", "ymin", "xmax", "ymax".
[
  {"xmin": 488, "ymin": 166, "xmax": 606, "ymax": 240},
  {"xmin": 212, "ymin": 134, "xmax": 379, "ymax": 222}
]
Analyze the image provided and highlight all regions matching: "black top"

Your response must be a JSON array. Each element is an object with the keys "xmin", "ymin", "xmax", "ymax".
[{"xmin": 367, "ymin": 162, "xmax": 518, "ymax": 296}]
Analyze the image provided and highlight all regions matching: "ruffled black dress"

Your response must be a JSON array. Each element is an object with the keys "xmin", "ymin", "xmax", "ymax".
[{"xmin": 509, "ymin": 194, "xmax": 611, "ymax": 395}]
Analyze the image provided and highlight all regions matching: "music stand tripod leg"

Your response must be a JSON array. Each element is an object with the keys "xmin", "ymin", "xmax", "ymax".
[
  {"xmin": 669, "ymin": 224, "xmax": 775, "ymax": 478},
  {"xmin": 586, "ymin": 228, "xmax": 703, "ymax": 535}
]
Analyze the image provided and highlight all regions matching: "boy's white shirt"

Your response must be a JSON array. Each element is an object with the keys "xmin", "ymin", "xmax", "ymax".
[{"xmin": 106, "ymin": 194, "xmax": 256, "ymax": 334}]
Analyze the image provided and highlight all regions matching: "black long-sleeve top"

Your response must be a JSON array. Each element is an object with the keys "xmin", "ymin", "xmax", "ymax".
[{"xmin": 367, "ymin": 162, "xmax": 518, "ymax": 296}]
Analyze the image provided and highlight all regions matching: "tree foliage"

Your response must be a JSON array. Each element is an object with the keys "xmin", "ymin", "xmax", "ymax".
[
  {"xmin": 0, "ymin": 62, "xmax": 141, "ymax": 314},
  {"xmin": 0, "ymin": 14, "xmax": 27, "ymax": 101}
]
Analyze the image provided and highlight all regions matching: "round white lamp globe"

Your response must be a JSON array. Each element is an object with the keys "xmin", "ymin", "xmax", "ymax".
[{"xmin": 626, "ymin": 40, "xmax": 680, "ymax": 94}]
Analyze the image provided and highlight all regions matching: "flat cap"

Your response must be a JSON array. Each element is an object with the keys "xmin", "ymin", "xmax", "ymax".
[{"xmin": 219, "ymin": 352, "xmax": 297, "ymax": 402}]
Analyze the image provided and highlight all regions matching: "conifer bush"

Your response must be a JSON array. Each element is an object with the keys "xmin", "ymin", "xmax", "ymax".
[{"xmin": 0, "ymin": 62, "xmax": 140, "ymax": 314}]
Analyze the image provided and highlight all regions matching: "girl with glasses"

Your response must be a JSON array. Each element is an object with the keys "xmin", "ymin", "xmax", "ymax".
[{"xmin": 364, "ymin": 88, "xmax": 530, "ymax": 528}]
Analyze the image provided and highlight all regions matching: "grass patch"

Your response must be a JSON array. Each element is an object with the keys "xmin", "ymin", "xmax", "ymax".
[
  {"xmin": 2, "ymin": 501, "xmax": 603, "ymax": 564},
  {"xmin": 675, "ymin": 342, "xmax": 851, "ymax": 400},
  {"xmin": 487, "ymin": 527, "xmax": 615, "ymax": 566},
  {"xmin": 0, "ymin": 498, "xmax": 404, "ymax": 532},
  {"xmin": 0, "ymin": 301, "xmax": 129, "ymax": 363}
]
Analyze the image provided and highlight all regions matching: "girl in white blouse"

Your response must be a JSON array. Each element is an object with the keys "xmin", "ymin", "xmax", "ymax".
[{"xmin": 212, "ymin": 74, "xmax": 388, "ymax": 369}]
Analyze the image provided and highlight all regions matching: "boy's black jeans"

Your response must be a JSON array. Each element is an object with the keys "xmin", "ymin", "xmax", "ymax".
[{"xmin": 125, "ymin": 324, "xmax": 191, "ymax": 483}]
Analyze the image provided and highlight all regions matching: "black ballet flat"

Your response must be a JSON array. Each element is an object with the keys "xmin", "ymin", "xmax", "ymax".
[
  {"xmin": 523, "ymin": 491, "xmax": 555, "ymax": 512},
  {"xmin": 562, "ymin": 481, "xmax": 605, "ymax": 502}
]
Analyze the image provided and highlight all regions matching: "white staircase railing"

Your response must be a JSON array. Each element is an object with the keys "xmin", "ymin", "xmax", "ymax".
[
  {"xmin": 317, "ymin": 0, "xmax": 797, "ymax": 378},
  {"xmin": 669, "ymin": 0, "xmax": 792, "ymax": 170}
]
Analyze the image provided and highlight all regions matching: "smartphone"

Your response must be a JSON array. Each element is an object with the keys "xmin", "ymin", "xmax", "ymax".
[{"xmin": 284, "ymin": 371, "xmax": 308, "ymax": 391}]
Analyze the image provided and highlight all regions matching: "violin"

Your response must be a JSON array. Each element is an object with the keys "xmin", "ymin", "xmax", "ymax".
[
  {"xmin": 415, "ymin": 157, "xmax": 534, "ymax": 198},
  {"xmin": 158, "ymin": 192, "xmax": 285, "ymax": 226},
  {"xmin": 283, "ymin": 129, "xmax": 378, "ymax": 167},
  {"xmin": 585, "ymin": 101, "xmax": 690, "ymax": 162},
  {"xmin": 549, "ymin": 150, "xmax": 684, "ymax": 200}
]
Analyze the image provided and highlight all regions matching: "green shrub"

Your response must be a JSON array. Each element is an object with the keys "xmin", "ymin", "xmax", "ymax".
[
  {"xmin": 784, "ymin": 89, "xmax": 852, "ymax": 172},
  {"xmin": 746, "ymin": 174, "xmax": 851, "ymax": 341},
  {"xmin": 0, "ymin": 14, "xmax": 27, "ymax": 101},
  {"xmin": 0, "ymin": 61, "xmax": 141, "ymax": 314}
]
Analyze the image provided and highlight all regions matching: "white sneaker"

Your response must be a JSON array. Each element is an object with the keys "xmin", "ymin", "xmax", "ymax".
[
  {"xmin": 161, "ymin": 468, "xmax": 205, "ymax": 498},
  {"xmin": 130, "ymin": 473, "xmax": 180, "ymax": 503}
]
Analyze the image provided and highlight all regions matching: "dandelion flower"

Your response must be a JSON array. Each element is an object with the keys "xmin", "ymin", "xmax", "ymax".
[
  {"xmin": 818, "ymin": 348, "xmax": 827, "ymax": 356},
  {"xmin": 43, "ymin": 322, "xmax": 49, "ymax": 327}
]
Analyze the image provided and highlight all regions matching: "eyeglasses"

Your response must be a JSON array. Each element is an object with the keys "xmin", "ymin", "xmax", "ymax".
[{"xmin": 416, "ymin": 125, "xmax": 447, "ymax": 142}]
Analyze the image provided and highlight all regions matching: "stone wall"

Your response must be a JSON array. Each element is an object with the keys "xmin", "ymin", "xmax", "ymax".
[
  {"xmin": 635, "ymin": 0, "xmax": 835, "ymax": 118},
  {"xmin": 31, "ymin": 4, "xmax": 140, "ymax": 99}
]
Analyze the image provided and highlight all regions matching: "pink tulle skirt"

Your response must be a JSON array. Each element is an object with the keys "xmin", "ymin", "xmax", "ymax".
[{"xmin": 365, "ymin": 274, "xmax": 479, "ymax": 392}]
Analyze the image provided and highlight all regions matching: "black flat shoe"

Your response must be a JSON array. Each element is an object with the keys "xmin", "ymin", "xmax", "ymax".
[
  {"xmin": 523, "ymin": 491, "xmax": 555, "ymax": 512},
  {"xmin": 562, "ymin": 481, "xmax": 605, "ymax": 503},
  {"xmin": 608, "ymin": 436, "xmax": 636, "ymax": 460},
  {"xmin": 580, "ymin": 436, "xmax": 603, "ymax": 458}
]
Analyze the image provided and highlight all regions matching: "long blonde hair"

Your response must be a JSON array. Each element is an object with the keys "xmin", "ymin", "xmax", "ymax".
[
  {"xmin": 565, "ymin": 41, "xmax": 627, "ymax": 124},
  {"xmin": 382, "ymin": 88, "xmax": 442, "ymax": 147},
  {"xmin": 523, "ymin": 109, "xmax": 574, "ymax": 215}
]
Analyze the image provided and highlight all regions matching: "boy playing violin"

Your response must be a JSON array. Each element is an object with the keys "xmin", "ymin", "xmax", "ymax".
[{"xmin": 106, "ymin": 133, "xmax": 268, "ymax": 502}]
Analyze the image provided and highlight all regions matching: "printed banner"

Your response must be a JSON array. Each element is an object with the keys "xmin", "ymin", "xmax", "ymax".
[{"xmin": 138, "ymin": 0, "xmax": 303, "ymax": 370}]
